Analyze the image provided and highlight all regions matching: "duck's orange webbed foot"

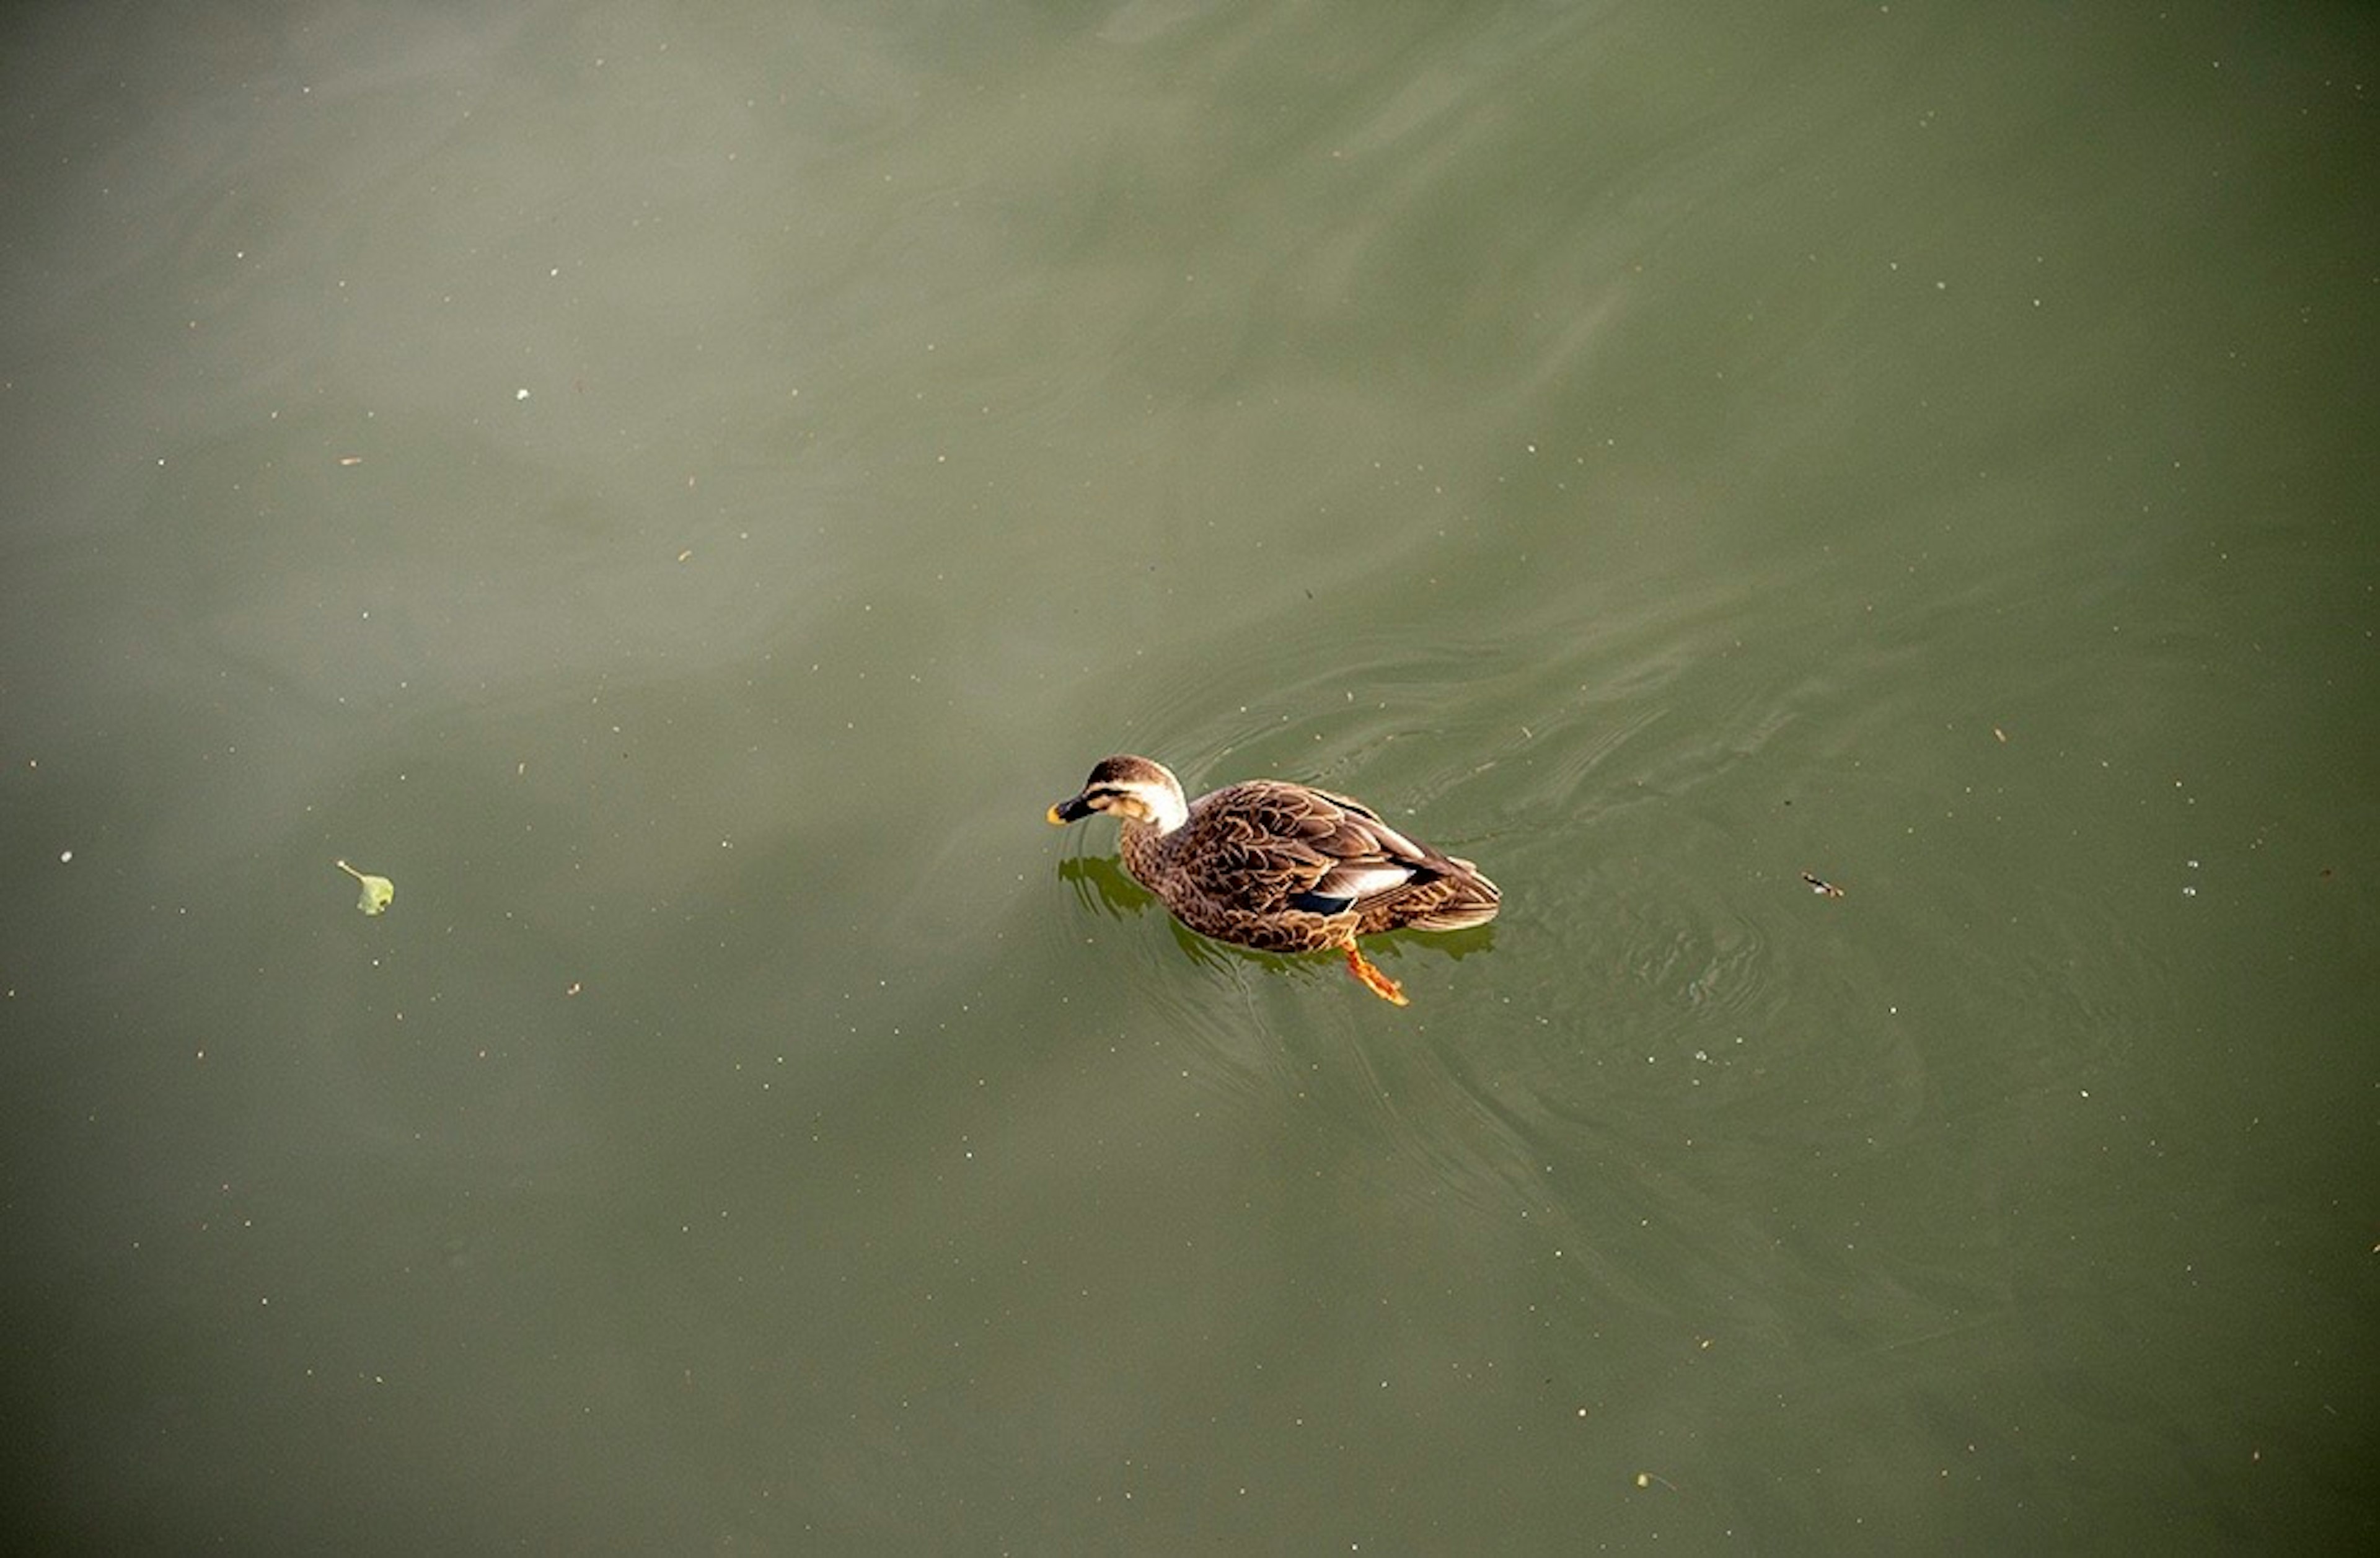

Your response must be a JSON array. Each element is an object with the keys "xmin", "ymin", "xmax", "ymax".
[{"xmin": 1343, "ymin": 944, "xmax": 1409, "ymax": 1006}]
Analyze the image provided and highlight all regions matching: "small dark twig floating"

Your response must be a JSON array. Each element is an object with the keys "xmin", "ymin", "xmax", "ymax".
[
  {"xmin": 1800, "ymin": 871, "xmax": 1845, "ymax": 899},
  {"xmin": 1047, "ymin": 755, "xmax": 1499, "ymax": 1005}
]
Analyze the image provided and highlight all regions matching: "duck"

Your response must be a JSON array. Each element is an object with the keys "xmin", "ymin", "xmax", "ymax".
[{"xmin": 1046, "ymin": 754, "xmax": 1499, "ymax": 1005}]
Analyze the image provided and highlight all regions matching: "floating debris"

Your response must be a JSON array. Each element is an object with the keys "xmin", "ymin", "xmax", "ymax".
[
  {"xmin": 1800, "ymin": 871, "xmax": 1844, "ymax": 899},
  {"xmin": 335, "ymin": 859, "xmax": 394, "ymax": 915}
]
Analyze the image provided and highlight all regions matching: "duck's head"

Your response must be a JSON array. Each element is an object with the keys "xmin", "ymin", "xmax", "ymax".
[{"xmin": 1047, "ymin": 754, "xmax": 1188, "ymax": 833}]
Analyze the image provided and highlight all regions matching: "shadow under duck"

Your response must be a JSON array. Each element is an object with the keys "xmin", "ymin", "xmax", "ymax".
[{"xmin": 1047, "ymin": 754, "xmax": 1499, "ymax": 1005}]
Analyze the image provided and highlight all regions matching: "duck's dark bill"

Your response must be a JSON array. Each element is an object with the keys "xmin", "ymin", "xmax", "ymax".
[{"xmin": 1048, "ymin": 796, "xmax": 1096, "ymax": 824}]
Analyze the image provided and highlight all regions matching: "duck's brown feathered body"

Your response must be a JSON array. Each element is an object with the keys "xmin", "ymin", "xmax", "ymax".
[{"xmin": 1048, "ymin": 755, "xmax": 1499, "ymax": 1004}]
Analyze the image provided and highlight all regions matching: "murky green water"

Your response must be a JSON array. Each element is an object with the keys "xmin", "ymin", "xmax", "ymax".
[{"xmin": 4, "ymin": 1, "xmax": 2374, "ymax": 1550}]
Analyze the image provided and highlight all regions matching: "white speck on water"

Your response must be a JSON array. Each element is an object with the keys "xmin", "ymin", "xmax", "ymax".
[{"xmin": 59, "ymin": 850, "xmax": 73, "ymax": 863}]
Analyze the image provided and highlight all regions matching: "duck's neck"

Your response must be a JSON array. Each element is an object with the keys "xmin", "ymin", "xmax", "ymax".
[
  {"xmin": 1117, "ymin": 816, "xmax": 1165, "ymax": 887},
  {"xmin": 1117, "ymin": 783, "xmax": 1186, "ymax": 889},
  {"xmin": 1140, "ymin": 788, "xmax": 1188, "ymax": 834}
]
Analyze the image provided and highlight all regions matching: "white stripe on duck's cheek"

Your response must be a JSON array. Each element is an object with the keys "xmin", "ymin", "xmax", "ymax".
[{"xmin": 1137, "ymin": 785, "xmax": 1189, "ymax": 832}]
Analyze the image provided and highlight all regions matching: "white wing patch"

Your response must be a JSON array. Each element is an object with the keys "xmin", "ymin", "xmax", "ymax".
[{"xmin": 1314, "ymin": 861, "xmax": 1417, "ymax": 902}]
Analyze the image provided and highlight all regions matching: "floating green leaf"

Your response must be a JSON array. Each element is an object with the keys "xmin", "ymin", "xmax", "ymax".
[{"xmin": 335, "ymin": 858, "xmax": 394, "ymax": 915}]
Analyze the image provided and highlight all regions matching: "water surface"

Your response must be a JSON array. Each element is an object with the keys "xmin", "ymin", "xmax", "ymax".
[{"xmin": 3, "ymin": 1, "xmax": 2374, "ymax": 1550}]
